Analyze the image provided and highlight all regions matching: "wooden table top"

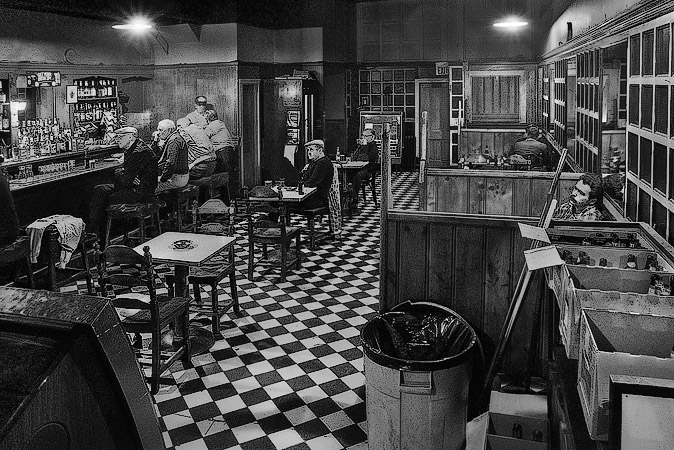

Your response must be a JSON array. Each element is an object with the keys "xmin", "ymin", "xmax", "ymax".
[
  {"xmin": 333, "ymin": 160, "xmax": 368, "ymax": 169},
  {"xmin": 134, "ymin": 232, "xmax": 236, "ymax": 267},
  {"xmin": 248, "ymin": 186, "xmax": 316, "ymax": 202}
]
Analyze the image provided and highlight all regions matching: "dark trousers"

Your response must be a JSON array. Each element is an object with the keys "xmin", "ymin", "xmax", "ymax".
[
  {"xmin": 189, "ymin": 160, "xmax": 216, "ymax": 181},
  {"xmin": 88, "ymin": 184, "xmax": 150, "ymax": 235},
  {"xmin": 353, "ymin": 169, "xmax": 372, "ymax": 201}
]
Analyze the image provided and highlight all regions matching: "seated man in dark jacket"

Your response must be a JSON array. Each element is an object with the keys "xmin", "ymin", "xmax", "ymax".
[
  {"xmin": 350, "ymin": 128, "xmax": 379, "ymax": 203},
  {"xmin": 88, "ymin": 127, "xmax": 158, "ymax": 242},
  {"xmin": 300, "ymin": 139, "xmax": 334, "ymax": 209}
]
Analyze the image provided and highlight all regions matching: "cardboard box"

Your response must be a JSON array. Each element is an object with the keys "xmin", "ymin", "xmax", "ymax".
[
  {"xmin": 486, "ymin": 392, "xmax": 549, "ymax": 450},
  {"xmin": 545, "ymin": 263, "xmax": 674, "ymax": 359},
  {"xmin": 577, "ymin": 309, "xmax": 674, "ymax": 441}
]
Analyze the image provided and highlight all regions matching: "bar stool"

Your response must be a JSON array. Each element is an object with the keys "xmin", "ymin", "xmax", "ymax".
[
  {"xmin": 189, "ymin": 172, "xmax": 230, "ymax": 203},
  {"xmin": 158, "ymin": 184, "xmax": 200, "ymax": 231},
  {"xmin": 104, "ymin": 199, "xmax": 165, "ymax": 248}
]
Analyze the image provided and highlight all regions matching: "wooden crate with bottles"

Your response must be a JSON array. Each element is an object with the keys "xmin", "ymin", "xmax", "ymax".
[
  {"xmin": 544, "ymin": 220, "xmax": 674, "ymax": 359},
  {"xmin": 72, "ymin": 76, "xmax": 119, "ymax": 140}
]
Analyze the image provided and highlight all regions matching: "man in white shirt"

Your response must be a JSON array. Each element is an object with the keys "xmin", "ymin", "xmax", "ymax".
[{"xmin": 185, "ymin": 95, "xmax": 208, "ymax": 128}]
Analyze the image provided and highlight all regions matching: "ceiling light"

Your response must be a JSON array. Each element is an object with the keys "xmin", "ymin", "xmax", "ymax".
[
  {"xmin": 493, "ymin": 19, "xmax": 528, "ymax": 28},
  {"xmin": 112, "ymin": 18, "xmax": 153, "ymax": 31}
]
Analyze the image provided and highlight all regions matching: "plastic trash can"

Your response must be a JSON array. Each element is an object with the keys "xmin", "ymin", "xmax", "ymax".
[{"xmin": 361, "ymin": 301, "xmax": 477, "ymax": 450}]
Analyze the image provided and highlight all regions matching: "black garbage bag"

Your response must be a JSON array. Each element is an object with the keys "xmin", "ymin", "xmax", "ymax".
[{"xmin": 361, "ymin": 301, "xmax": 476, "ymax": 371}]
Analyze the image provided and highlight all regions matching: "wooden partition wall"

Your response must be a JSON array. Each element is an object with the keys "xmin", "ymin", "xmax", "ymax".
[
  {"xmin": 380, "ymin": 211, "xmax": 549, "ymax": 375},
  {"xmin": 420, "ymin": 169, "xmax": 581, "ymax": 215}
]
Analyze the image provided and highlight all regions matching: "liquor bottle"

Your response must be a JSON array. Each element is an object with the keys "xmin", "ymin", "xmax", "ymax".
[
  {"xmin": 335, "ymin": 146, "xmax": 341, "ymax": 161},
  {"xmin": 649, "ymin": 273, "xmax": 662, "ymax": 295},
  {"xmin": 107, "ymin": 79, "xmax": 113, "ymax": 97},
  {"xmin": 645, "ymin": 254, "xmax": 662, "ymax": 272},
  {"xmin": 599, "ymin": 258, "xmax": 608, "ymax": 267},
  {"xmin": 297, "ymin": 173, "xmax": 304, "ymax": 195},
  {"xmin": 576, "ymin": 251, "xmax": 590, "ymax": 265}
]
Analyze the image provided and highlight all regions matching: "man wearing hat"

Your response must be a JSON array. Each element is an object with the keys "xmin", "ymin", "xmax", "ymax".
[
  {"xmin": 186, "ymin": 95, "xmax": 208, "ymax": 128},
  {"xmin": 88, "ymin": 126, "xmax": 158, "ymax": 244},
  {"xmin": 301, "ymin": 139, "xmax": 334, "ymax": 209}
]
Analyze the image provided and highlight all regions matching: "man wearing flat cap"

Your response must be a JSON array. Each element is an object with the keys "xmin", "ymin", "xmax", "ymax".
[
  {"xmin": 88, "ymin": 126, "xmax": 158, "ymax": 245},
  {"xmin": 301, "ymin": 139, "xmax": 334, "ymax": 209},
  {"xmin": 186, "ymin": 95, "xmax": 209, "ymax": 128}
]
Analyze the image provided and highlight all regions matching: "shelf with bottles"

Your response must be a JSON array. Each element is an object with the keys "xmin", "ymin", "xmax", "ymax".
[{"xmin": 74, "ymin": 76, "xmax": 118, "ymax": 101}]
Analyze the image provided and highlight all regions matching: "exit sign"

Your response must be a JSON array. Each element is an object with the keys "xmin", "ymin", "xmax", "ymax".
[{"xmin": 435, "ymin": 62, "xmax": 449, "ymax": 76}]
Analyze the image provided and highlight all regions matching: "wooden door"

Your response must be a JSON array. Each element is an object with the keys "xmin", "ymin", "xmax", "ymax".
[
  {"xmin": 417, "ymin": 79, "xmax": 452, "ymax": 167},
  {"xmin": 239, "ymin": 80, "xmax": 260, "ymax": 188}
]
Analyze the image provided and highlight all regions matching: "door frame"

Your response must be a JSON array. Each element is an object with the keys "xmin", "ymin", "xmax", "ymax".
[{"xmin": 238, "ymin": 79, "xmax": 261, "ymax": 189}]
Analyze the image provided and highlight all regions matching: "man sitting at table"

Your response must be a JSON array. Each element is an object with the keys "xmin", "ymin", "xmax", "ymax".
[
  {"xmin": 88, "ymin": 127, "xmax": 158, "ymax": 244},
  {"xmin": 350, "ymin": 128, "xmax": 379, "ymax": 204},
  {"xmin": 507, "ymin": 124, "xmax": 551, "ymax": 170},
  {"xmin": 300, "ymin": 139, "xmax": 334, "ymax": 209},
  {"xmin": 153, "ymin": 119, "xmax": 190, "ymax": 194}
]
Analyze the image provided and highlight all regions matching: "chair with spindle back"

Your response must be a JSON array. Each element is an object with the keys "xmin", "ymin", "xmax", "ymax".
[{"xmin": 97, "ymin": 244, "xmax": 191, "ymax": 394}]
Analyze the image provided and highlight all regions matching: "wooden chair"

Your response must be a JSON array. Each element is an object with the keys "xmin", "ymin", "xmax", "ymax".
[
  {"xmin": 0, "ymin": 235, "xmax": 35, "ymax": 289},
  {"xmin": 246, "ymin": 187, "xmax": 302, "ymax": 282},
  {"xmin": 105, "ymin": 199, "xmax": 165, "ymax": 248},
  {"xmin": 97, "ymin": 244, "xmax": 191, "ymax": 395},
  {"xmin": 291, "ymin": 205, "xmax": 331, "ymax": 250},
  {"xmin": 360, "ymin": 169, "xmax": 378, "ymax": 206},
  {"xmin": 165, "ymin": 199, "xmax": 239, "ymax": 335}
]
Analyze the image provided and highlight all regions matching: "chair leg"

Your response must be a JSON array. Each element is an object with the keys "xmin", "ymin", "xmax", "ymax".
[
  {"xmin": 248, "ymin": 242, "xmax": 255, "ymax": 281},
  {"xmin": 155, "ymin": 211, "xmax": 162, "ymax": 236},
  {"xmin": 371, "ymin": 177, "xmax": 378, "ymax": 206},
  {"xmin": 81, "ymin": 242, "xmax": 94, "ymax": 295},
  {"xmin": 280, "ymin": 242, "xmax": 287, "ymax": 282},
  {"xmin": 229, "ymin": 270, "xmax": 240, "ymax": 314},
  {"xmin": 295, "ymin": 234, "xmax": 301, "ymax": 270},
  {"xmin": 25, "ymin": 256, "xmax": 36, "ymax": 289},
  {"xmin": 181, "ymin": 308, "xmax": 191, "ymax": 367},
  {"xmin": 210, "ymin": 282, "xmax": 219, "ymax": 334},
  {"xmin": 192, "ymin": 281, "xmax": 202, "ymax": 304},
  {"xmin": 151, "ymin": 330, "xmax": 160, "ymax": 395},
  {"xmin": 307, "ymin": 215, "xmax": 316, "ymax": 250}
]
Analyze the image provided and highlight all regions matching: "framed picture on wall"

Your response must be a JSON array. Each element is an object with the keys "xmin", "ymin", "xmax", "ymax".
[
  {"xmin": 286, "ymin": 110, "xmax": 300, "ymax": 128},
  {"xmin": 66, "ymin": 85, "xmax": 78, "ymax": 104},
  {"xmin": 287, "ymin": 128, "xmax": 299, "ymax": 145}
]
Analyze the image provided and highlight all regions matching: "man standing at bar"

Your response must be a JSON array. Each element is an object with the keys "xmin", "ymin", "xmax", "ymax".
[
  {"xmin": 185, "ymin": 95, "xmax": 208, "ymax": 128},
  {"xmin": 88, "ymin": 127, "xmax": 158, "ymax": 244},
  {"xmin": 176, "ymin": 117, "xmax": 217, "ymax": 180}
]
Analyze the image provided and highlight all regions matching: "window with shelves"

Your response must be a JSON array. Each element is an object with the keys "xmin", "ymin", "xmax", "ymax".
[
  {"xmin": 575, "ymin": 50, "xmax": 601, "ymax": 173},
  {"xmin": 541, "ymin": 65, "xmax": 551, "ymax": 132},
  {"xmin": 626, "ymin": 18, "xmax": 674, "ymax": 244},
  {"xmin": 358, "ymin": 68, "xmax": 417, "ymax": 120},
  {"xmin": 554, "ymin": 59, "xmax": 568, "ymax": 156}
]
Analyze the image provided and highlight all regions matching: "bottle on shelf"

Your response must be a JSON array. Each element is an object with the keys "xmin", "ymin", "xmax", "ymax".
[{"xmin": 297, "ymin": 172, "xmax": 304, "ymax": 195}]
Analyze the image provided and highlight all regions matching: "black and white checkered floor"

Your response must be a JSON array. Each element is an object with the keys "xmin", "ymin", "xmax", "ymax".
[{"xmin": 61, "ymin": 171, "xmax": 419, "ymax": 450}]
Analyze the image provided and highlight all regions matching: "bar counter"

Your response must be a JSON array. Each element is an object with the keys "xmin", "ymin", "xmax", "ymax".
[{"xmin": 3, "ymin": 146, "xmax": 121, "ymax": 226}]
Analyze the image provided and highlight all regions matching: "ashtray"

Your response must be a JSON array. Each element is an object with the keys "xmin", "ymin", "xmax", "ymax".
[{"xmin": 170, "ymin": 239, "xmax": 196, "ymax": 251}]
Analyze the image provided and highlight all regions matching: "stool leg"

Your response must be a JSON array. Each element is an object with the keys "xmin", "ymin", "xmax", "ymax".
[
  {"xmin": 104, "ymin": 217, "xmax": 113, "ymax": 249},
  {"xmin": 81, "ymin": 242, "xmax": 94, "ymax": 295},
  {"xmin": 192, "ymin": 281, "xmax": 202, "ymax": 304},
  {"xmin": 25, "ymin": 256, "xmax": 35, "ymax": 289},
  {"xmin": 137, "ymin": 216, "xmax": 145, "ymax": 244}
]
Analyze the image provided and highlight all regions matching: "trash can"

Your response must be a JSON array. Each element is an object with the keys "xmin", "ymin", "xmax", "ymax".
[{"xmin": 361, "ymin": 301, "xmax": 477, "ymax": 450}]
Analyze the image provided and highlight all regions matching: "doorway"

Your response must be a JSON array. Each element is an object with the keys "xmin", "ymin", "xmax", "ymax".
[
  {"xmin": 239, "ymin": 80, "xmax": 261, "ymax": 189},
  {"xmin": 415, "ymin": 78, "xmax": 454, "ymax": 167}
]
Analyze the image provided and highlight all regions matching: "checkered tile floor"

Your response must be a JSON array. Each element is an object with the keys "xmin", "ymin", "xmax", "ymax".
[{"xmin": 61, "ymin": 172, "xmax": 419, "ymax": 450}]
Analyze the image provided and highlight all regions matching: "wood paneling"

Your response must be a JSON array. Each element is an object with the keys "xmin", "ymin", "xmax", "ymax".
[
  {"xmin": 382, "ymin": 211, "xmax": 545, "ymax": 374},
  {"xmin": 144, "ymin": 65, "xmax": 239, "ymax": 135},
  {"xmin": 421, "ymin": 169, "xmax": 581, "ymax": 216}
]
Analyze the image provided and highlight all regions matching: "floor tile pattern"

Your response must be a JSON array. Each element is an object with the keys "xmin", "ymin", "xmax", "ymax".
[{"xmin": 61, "ymin": 172, "xmax": 419, "ymax": 449}]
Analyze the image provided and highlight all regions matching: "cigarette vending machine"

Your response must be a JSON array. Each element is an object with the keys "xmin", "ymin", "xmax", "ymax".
[{"xmin": 261, "ymin": 77, "xmax": 320, "ymax": 184}]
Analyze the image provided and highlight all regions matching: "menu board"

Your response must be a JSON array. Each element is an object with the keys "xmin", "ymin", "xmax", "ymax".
[{"xmin": 26, "ymin": 71, "xmax": 61, "ymax": 87}]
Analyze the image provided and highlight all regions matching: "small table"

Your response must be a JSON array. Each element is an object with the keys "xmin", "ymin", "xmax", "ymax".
[
  {"xmin": 248, "ymin": 186, "xmax": 316, "ymax": 202},
  {"xmin": 134, "ymin": 231, "xmax": 236, "ymax": 300},
  {"xmin": 334, "ymin": 160, "xmax": 368, "ymax": 207},
  {"xmin": 134, "ymin": 232, "xmax": 236, "ymax": 354}
]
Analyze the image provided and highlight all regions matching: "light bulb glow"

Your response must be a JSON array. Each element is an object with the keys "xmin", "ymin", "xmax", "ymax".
[
  {"xmin": 112, "ymin": 18, "xmax": 153, "ymax": 31},
  {"xmin": 493, "ymin": 20, "xmax": 528, "ymax": 28}
]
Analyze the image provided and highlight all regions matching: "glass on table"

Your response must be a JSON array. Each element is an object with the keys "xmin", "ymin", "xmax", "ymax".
[
  {"xmin": 279, "ymin": 178, "xmax": 285, "ymax": 187},
  {"xmin": 265, "ymin": 180, "xmax": 272, "ymax": 187}
]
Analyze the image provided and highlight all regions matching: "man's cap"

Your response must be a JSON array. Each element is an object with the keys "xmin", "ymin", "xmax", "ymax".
[
  {"xmin": 195, "ymin": 96, "xmax": 207, "ymax": 105},
  {"xmin": 305, "ymin": 139, "xmax": 324, "ymax": 148},
  {"xmin": 114, "ymin": 126, "xmax": 138, "ymax": 136}
]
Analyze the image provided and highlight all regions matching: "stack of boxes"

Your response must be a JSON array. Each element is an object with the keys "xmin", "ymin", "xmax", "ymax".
[{"xmin": 545, "ymin": 222, "xmax": 674, "ymax": 441}]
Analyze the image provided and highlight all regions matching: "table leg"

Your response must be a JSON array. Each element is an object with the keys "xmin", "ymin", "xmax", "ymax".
[{"xmin": 173, "ymin": 263, "xmax": 215, "ymax": 356}]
